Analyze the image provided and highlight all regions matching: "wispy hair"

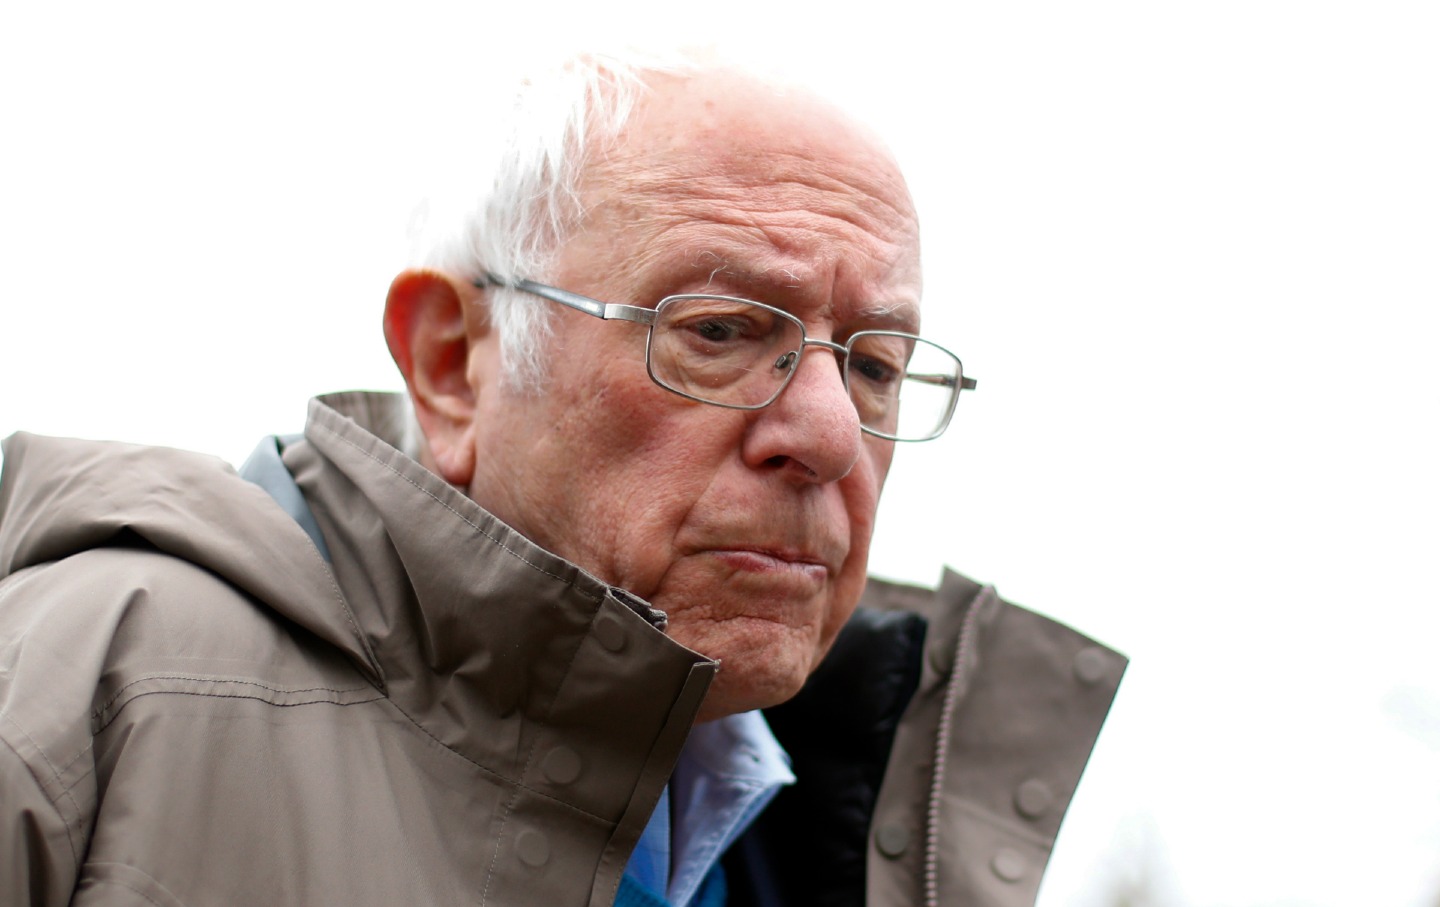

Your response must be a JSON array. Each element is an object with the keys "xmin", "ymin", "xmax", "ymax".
[{"xmin": 421, "ymin": 47, "xmax": 714, "ymax": 391}]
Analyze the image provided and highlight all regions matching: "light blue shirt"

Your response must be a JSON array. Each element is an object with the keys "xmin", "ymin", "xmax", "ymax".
[{"xmin": 625, "ymin": 710, "xmax": 795, "ymax": 907}]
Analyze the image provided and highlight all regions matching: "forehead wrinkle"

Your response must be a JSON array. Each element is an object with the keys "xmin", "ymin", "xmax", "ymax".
[
  {"xmin": 612, "ymin": 167, "xmax": 917, "ymax": 253},
  {"xmin": 647, "ymin": 197, "xmax": 916, "ymax": 291},
  {"xmin": 590, "ymin": 131, "xmax": 916, "ymax": 231},
  {"xmin": 574, "ymin": 122, "xmax": 921, "ymax": 320},
  {"xmin": 602, "ymin": 200, "xmax": 921, "ymax": 321},
  {"xmin": 679, "ymin": 249, "xmax": 922, "ymax": 334},
  {"xmin": 755, "ymin": 148, "xmax": 916, "ymax": 230}
]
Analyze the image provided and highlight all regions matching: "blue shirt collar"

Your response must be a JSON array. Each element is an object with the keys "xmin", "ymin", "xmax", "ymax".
[{"xmin": 626, "ymin": 709, "xmax": 795, "ymax": 906}]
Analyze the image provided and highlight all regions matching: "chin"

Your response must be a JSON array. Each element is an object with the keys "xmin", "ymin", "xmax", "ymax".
[
  {"xmin": 664, "ymin": 599, "xmax": 836, "ymax": 721},
  {"xmin": 692, "ymin": 644, "xmax": 814, "ymax": 722}
]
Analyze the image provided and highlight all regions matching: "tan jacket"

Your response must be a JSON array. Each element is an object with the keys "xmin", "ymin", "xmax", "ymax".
[{"xmin": 0, "ymin": 393, "xmax": 1123, "ymax": 907}]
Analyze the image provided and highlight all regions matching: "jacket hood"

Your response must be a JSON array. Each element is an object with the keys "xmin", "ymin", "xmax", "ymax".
[{"xmin": 0, "ymin": 429, "xmax": 381, "ymax": 680}]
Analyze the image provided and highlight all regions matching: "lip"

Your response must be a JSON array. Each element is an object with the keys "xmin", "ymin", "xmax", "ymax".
[{"xmin": 708, "ymin": 547, "xmax": 830, "ymax": 580}]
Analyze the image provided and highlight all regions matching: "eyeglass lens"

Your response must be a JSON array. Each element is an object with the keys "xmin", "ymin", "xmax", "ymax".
[{"xmin": 647, "ymin": 296, "xmax": 960, "ymax": 441}]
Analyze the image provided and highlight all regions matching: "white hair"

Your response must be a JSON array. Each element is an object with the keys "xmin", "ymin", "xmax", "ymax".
[{"xmin": 421, "ymin": 47, "xmax": 715, "ymax": 392}]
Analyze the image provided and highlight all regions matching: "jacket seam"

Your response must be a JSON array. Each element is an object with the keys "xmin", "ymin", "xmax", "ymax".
[
  {"xmin": 85, "ymin": 681, "xmax": 614, "ymax": 826},
  {"xmin": 51, "ymin": 738, "xmax": 94, "ymax": 780},
  {"xmin": 95, "ymin": 877, "xmax": 170, "ymax": 907},
  {"xmin": 314, "ymin": 421, "xmax": 602, "ymax": 604},
  {"xmin": 265, "ymin": 463, "xmax": 386, "ymax": 690},
  {"xmin": 90, "ymin": 688, "xmax": 388, "ymax": 734},
  {"xmin": 90, "ymin": 673, "xmax": 376, "ymax": 724},
  {"xmin": 82, "ymin": 863, "xmax": 185, "ymax": 907},
  {"xmin": 0, "ymin": 713, "xmax": 83, "ymax": 870},
  {"xmin": 312, "ymin": 549, "xmax": 383, "ymax": 690}
]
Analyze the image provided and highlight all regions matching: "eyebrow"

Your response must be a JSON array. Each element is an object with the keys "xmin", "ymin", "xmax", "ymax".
[
  {"xmin": 854, "ymin": 300, "xmax": 922, "ymax": 333},
  {"xmin": 690, "ymin": 256, "xmax": 922, "ymax": 333}
]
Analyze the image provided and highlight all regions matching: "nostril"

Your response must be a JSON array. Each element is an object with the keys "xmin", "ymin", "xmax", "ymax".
[{"xmin": 763, "ymin": 453, "xmax": 819, "ymax": 480}]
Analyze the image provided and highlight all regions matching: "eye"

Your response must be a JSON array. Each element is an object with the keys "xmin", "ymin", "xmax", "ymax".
[
  {"xmin": 849, "ymin": 353, "xmax": 901, "ymax": 387},
  {"xmin": 692, "ymin": 316, "xmax": 753, "ymax": 343},
  {"xmin": 662, "ymin": 297, "xmax": 782, "ymax": 350}
]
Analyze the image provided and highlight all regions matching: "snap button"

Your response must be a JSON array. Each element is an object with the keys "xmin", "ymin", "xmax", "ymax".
[
  {"xmin": 875, "ymin": 823, "xmax": 910, "ymax": 858},
  {"xmin": 515, "ymin": 829, "xmax": 550, "ymax": 867},
  {"xmin": 991, "ymin": 847, "xmax": 1025, "ymax": 883},
  {"xmin": 542, "ymin": 746, "xmax": 582, "ymax": 785},
  {"xmin": 1014, "ymin": 778, "xmax": 1054, "ymax": 819},
  {"xmin": 1073, "ymin": 647, "xmax": 1109, "ymax": 686},
  {"xmin": 594, "ymin": 613, "xmax": 627, "ymax": 652}
]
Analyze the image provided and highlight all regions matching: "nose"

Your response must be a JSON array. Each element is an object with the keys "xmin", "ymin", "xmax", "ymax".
[{"xmin": 740, "ymin": 344, "xmax": 863, "ymax": 483}]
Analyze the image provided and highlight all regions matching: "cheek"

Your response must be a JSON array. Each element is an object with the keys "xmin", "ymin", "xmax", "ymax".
[
  {"xmin": 843, "ymin": 446, "xmax": 891, "ymax": 555},
  {"xmin": 813, "ymin": 450, "xmax": 890, "ymax": 653},
  {"xmin": 564, "ymin": 402, "xmax": 735, "ymax": 592},
  {"xmin": 865, "ymin": 437, "xmax": 897, "ymax": 495},
  {"xmin": 613, "ymin": 473, "xmax": 743, "ymax": 595}
]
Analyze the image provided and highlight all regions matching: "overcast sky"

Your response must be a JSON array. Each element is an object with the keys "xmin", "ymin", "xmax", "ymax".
[{"xmin": 3, "ymin": 2, "xmax": 1438, "ymax": 905}]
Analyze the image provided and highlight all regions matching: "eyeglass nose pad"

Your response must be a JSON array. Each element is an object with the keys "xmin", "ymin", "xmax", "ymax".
[{"xmin": 773, "ymin": 350, "xmax": 799, "ymax": 372}]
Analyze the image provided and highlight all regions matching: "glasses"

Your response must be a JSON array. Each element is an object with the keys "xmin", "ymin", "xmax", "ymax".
[{"xmin": 476, "ymin": 274, "xmax": 977, "ymax": 442}]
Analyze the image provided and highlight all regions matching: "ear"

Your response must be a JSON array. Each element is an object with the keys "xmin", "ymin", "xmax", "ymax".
[{"xmin": 383, "ymin": 270, "xmax": 486, "ymax": 486}]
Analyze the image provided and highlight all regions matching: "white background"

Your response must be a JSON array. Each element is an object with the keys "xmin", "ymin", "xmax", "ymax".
[{"xmin": 3, "ymin": 3, "xmax": 1437, "ymax": 905}]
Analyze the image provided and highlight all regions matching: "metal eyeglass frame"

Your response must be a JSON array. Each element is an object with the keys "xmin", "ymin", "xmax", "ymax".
[{"xmin": 474, "ymin": 273, "xmax": 977, "ymax": 441}]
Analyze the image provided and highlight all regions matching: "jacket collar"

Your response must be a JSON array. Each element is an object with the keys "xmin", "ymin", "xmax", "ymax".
[{"xmin": 281, "ymin": 391, "xmax": 718, "ymax": 783}]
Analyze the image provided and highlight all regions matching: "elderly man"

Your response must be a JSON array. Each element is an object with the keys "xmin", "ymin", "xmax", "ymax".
[{"xmin": 0, "ymin": 51, "xmax": 1122, "ymax": 907}]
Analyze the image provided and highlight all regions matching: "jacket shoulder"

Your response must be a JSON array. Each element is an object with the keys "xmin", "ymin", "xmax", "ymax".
[{"xmin": 0, "ymin": 544, "xmax": 376, "ymax": 876}]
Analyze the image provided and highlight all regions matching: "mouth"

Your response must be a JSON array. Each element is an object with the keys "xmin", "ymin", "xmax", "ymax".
[{"xmin": 708, "ymin": 547, "xmax": 830, "ymax": 582}]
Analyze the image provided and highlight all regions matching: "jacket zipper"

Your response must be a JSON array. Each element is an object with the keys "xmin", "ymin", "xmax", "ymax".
[{"xmin": 921, "ymin": 584, "xmax": 992, "ymax": 907}]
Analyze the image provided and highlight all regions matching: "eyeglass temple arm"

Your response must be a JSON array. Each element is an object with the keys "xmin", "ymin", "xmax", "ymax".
[
  {"xmin": 478, "ymin": 274, "xmax": 977, "ymax": 391},
  {"xmin": 476, "ymin": 274, "xmax": 657, "ymax": 326},
  {"xmin": 905, "ymin": 372, "xmax": 979, "ymax": 392}
]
